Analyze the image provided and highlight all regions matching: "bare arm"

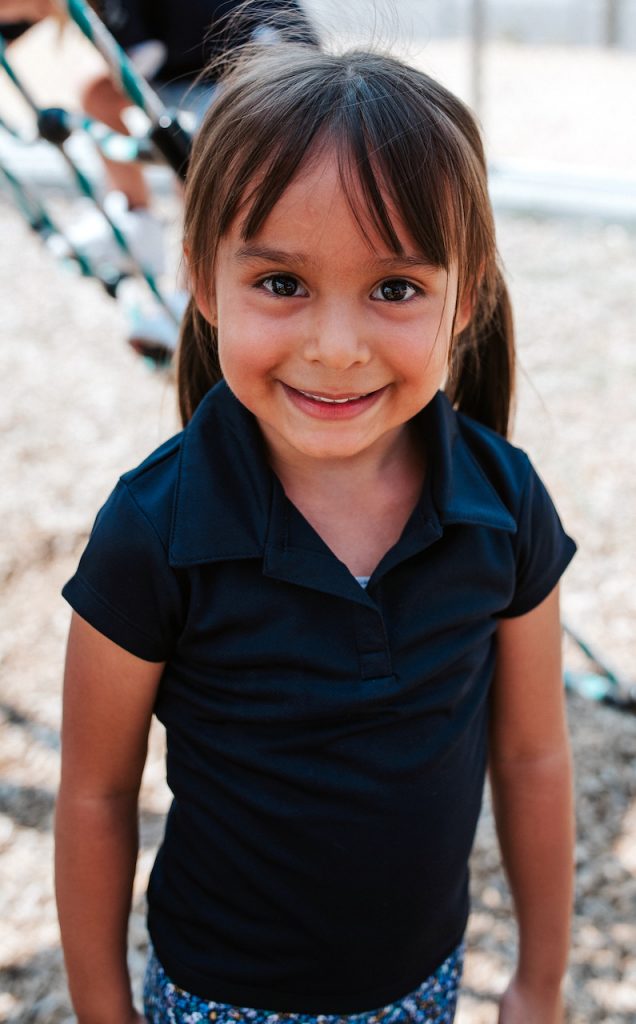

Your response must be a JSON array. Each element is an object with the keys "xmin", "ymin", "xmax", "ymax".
[
  {"xmin": 55, "ymin": 612, "xmax": 164, "ymax": 1024},
  {"xmin": 489, "ymin": 586, "xmax": 574, "ymax": 1024}
]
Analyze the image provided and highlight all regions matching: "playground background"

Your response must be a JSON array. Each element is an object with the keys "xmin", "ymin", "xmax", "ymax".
[{"xmin": 1, "ymin": 4, "xmax": 635, "ymax": 1022}]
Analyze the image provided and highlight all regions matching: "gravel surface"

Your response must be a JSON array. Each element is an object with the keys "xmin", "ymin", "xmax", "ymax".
[{"xmin": 1, "ymin": 18, "xmax": 635, "ymax": 1024}]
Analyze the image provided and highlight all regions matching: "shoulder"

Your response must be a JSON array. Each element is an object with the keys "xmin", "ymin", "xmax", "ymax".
[
  {"xmin": 450, "ymin": 410, "xmax": 576, "ymax": 617},
  {"xmin": 82, "ymin": 427, "xmax": 187, "ymax": 572},
  {"xmin": 63, "ymin": 432, "xmax": 189, "ymax": 661},
  {"xmin": 116, "ymin": 431, "xmax": 184, "ymax": 552}
]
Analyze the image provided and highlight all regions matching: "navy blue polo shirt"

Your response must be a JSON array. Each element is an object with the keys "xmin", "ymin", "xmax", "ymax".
[{"xmin": 62, "ymin": 382, "xmax": 576, "ymax": 1013}]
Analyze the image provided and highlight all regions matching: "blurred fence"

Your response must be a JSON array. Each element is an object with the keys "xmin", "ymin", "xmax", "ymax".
[{"xmin": 307, "ymin": 0, "xmax": 636, "ymax": 49}]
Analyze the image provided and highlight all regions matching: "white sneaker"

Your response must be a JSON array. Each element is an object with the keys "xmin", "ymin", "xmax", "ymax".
[{"xmin": 65, "ymin": 191, "xmax": 166, "ymax": 277}]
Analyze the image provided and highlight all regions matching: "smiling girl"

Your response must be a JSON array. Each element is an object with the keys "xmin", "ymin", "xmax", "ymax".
[{"xmin": 56, "ymin": 43, "xmax": 576, "ymax": 1024}]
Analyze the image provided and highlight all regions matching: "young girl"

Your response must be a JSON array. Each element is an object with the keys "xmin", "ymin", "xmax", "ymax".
[{"xmin": 56, "ymin": 42, "xmax": 576, "ymax": 1024}]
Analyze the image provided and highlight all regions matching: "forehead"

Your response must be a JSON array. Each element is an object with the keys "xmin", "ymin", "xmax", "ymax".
[{"xmin": 230, "ymin": 148, "xmax": 423, "ymax": 259}]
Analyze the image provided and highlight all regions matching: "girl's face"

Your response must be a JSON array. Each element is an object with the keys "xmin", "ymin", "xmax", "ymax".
[{"xmin": 201, "ymin": 151, "xmax": 469, "ymax": 472}]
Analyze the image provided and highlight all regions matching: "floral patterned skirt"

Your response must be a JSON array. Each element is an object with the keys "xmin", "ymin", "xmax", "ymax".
[{"xmin": 143, "ymin": 942, "xmax": 464, "ymax": 1024}]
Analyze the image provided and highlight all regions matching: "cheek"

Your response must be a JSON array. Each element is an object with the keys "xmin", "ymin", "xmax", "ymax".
[
  {"xmin": 396, "ymin": 319, "xmax": 452, "ymax": 376},
  {"xmin": 216, "ymin": 321, "xmax": 286, "ymax": 387},
  {"xmin": 217, "ymin": 332, "xmax": 255, "ymax": 380}
]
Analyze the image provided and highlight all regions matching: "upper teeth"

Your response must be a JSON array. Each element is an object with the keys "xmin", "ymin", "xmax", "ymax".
[{"xmin": 298, "ymin": 390, "xmax": 367, "ymax": 404}]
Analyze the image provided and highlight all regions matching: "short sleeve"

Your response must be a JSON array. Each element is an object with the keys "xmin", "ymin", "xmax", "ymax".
[
  {"xmin": 500, "ymin": 459, "xmax": 577, "ymax": 618},
  {"xmin": 62, "ymin": 481, "xmax": 185, "ymax": 661}
]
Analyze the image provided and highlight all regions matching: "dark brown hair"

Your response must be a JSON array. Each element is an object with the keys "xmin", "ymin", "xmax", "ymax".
[{"xmin": 179, "ymin": 45, "xmax": 515, "ymax": 435}]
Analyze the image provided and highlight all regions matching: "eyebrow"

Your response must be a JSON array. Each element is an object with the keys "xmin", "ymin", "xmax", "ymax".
[
  {"xmin": 234, "ymin": 245, "xmax": 313, "ymax": 269},
  {"xmin": 234, "ymin": 244, "xmax": 439, "ymax": 272},
  {"xmin": 375, "ymin": 254, "xmax": 440, "ymax": 271}
]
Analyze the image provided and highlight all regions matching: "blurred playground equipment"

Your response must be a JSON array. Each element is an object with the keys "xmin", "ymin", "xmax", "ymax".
[{"xmin": 0, "ymin": 0, "xmax": 194, "ymax": 357}]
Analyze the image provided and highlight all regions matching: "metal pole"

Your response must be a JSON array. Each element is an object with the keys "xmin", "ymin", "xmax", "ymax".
[
  {"xmin": 64, "ymin": 0, "xmax": 165, "ymax": 120},
  {"xmin": 63, "ymin": 0, "xmax": 191, "ymax": 178},
  {"xmin": 604, "ymin": 0, "xmax": 620, "ymax": 47},
  {"xmin": 470, "ymin": 0, "xmax": 486, "ymax": 121}
]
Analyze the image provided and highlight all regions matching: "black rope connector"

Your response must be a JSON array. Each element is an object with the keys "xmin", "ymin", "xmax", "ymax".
[
  {"xmin": 37, "ymin": 107, "xmax": 73, "ymax": 146},
  {"xmin": 149, "ymin": 111, "xmax": 192, "ymax": 181}
]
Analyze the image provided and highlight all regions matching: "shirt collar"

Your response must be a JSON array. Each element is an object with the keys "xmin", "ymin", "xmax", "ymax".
[
  {"xmin": 424, "ymin": 391, "xmax": 517, "ymax": 533},
  {"xmin": 168, "ymin": 381, "xmax": 515, "ymax": 568}
]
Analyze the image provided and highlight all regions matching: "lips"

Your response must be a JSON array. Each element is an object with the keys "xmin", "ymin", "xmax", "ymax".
[{"xmin": 281, "ymin": 382, "xmax": 387, "ymax": 419}]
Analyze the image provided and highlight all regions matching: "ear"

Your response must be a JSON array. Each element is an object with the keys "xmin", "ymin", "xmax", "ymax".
[
  {"xmin": 184, "ymin": 244, "xmax": 217, "ymax": 327},
  {"xmin": 454, "ymin": 286, "xmax": 474, "ymax": 336},
  {"xmin": 194, "ymin": 285, "xmax": 218, "ymax": 328}
]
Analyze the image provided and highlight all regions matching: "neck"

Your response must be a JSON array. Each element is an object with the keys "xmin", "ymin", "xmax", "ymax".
[
  {"xmin": 263, "ymin": 423, "xmax": 427, "ymax": 578},
  {"xmin": 266, "ymin": 424, "xmax": 421, "ymax": 504}
]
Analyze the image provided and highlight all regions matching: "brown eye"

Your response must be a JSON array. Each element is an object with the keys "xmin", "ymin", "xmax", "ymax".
[
  {"xmin": 262, "ymin": 275, "xmax": 306, "ymax": 297},
  {"xmin": 372, "ymin": 279, "xmax": 417, "ymax": 302}
]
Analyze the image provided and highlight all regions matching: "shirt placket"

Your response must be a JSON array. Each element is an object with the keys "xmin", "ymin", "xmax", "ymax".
[{"xmin": 352, "ymin": 601, "xmax": 394, "ymax": 681}]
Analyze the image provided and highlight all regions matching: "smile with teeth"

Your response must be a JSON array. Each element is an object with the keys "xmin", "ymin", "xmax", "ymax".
[{"xmin": 295, "ymin": 389, "xmax": 373, "ymax": 404}]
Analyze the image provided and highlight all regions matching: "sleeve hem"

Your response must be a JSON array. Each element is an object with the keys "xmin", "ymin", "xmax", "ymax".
[
  {"xmin": 498, "ymin": 536, "xmax": 577, "ymax": 619},
  {"xmin": 62, "ymin": 574, "xmax": 168, "ymax": 662}
]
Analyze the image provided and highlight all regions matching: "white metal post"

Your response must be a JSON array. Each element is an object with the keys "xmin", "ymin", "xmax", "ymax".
[{"xmin": 470, "ymin": 0, "xmax": 486, "ymax": 121}]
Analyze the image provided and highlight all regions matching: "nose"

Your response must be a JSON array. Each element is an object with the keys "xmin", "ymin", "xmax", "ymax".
[{"xmin": 302, "ymin": 302, "xmax": 372, "ymax": 369}]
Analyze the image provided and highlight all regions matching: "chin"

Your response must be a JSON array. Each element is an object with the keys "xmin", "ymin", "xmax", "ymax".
[{"xmin": 294, "ymin": 437, "xmax": 374, "ymax": 461}]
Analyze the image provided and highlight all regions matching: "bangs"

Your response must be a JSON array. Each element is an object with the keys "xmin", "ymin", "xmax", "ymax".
[
  {"xmin": 211, "ymin": 50, "xmax": 468, "ymax": 270},
  {"xmin": 185, "ymin": 47, "xmax": 491, "ymax": 301}
]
